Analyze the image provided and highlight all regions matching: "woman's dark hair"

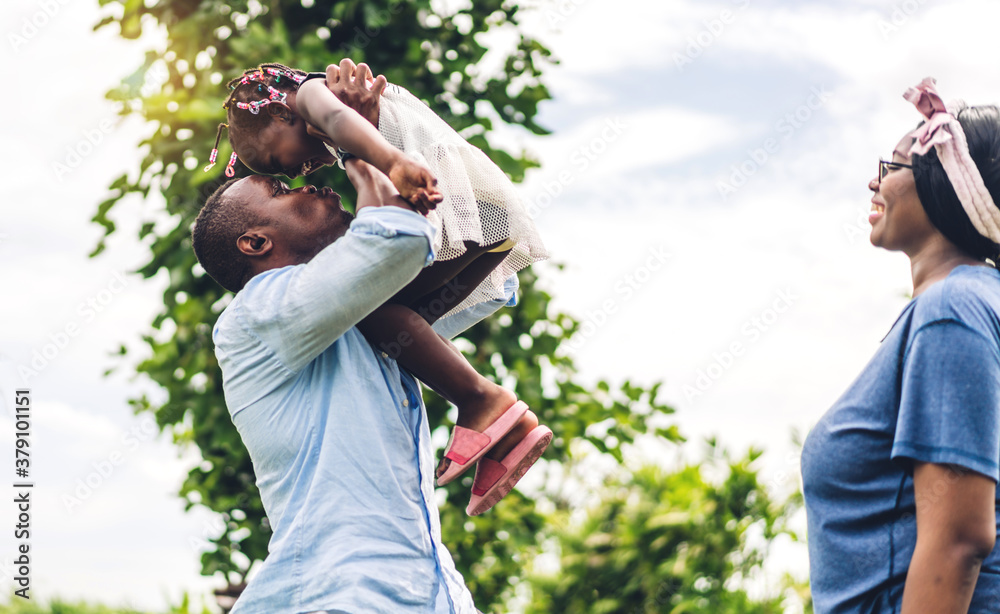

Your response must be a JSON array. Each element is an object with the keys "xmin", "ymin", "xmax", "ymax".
[
  {"xmin": 222, "ymin": 63, "xmax": 308, "ymax": 173},
  {"xmin": 912, "ymin": 104, "xmax": 1000, "ymax": 266}
]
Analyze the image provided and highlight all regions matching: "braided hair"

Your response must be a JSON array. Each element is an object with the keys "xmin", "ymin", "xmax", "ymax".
[{"xmin": 206, "ymin": 63, "xmax": 308, "ymax": 176}]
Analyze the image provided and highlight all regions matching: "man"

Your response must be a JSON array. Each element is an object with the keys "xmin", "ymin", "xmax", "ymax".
[{"xmin": 192, "ymin": 68, "xmax": 512, "ymax": 613}]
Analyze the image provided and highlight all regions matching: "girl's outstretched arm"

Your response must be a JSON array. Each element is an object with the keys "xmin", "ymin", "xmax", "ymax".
[{"xmin": 296, "ymin": 63, "xmax": 441, "ymax": 210}]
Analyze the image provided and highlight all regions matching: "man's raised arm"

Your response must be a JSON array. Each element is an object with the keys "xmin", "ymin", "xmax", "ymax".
[{"xmin": 249, "ymin": 159, "xmax": 437, "ymax": 373}]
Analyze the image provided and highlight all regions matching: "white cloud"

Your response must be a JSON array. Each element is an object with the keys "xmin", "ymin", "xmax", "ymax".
[
  {"xmin": 519, "ymin": 0, "xmax": 703, "ymax": 72},
  {"xmin": 522, "ymin": 105, "xmax": 751, "ymax": 192}
]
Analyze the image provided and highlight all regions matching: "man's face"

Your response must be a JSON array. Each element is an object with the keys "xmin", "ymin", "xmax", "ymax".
[{"xmin": 228, "ymin": 175, "xmax": 354, "ymax": 263}]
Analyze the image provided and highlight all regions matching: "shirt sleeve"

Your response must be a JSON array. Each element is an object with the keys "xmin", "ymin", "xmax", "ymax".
[
  {"xmin": 431, "ymin": 273, "xmax": 519, "ymax": 340},
  {"xmin": 240, "ymin": 206, "xmax": 437, "ymax": 373},
  {"xmin": 892, "ymin": 319, "xmax": 1000, "ymax": 481}
]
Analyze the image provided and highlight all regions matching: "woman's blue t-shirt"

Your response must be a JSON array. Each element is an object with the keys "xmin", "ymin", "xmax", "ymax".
[{"xmin": 802, "ymin": 265, "xmax": 1000, "ymax": 613}]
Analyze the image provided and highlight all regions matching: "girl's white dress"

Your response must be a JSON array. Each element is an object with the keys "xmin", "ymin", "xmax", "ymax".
[{"xmin": 327, "ymin": 83, "xmax": 548, "ymax": 318}]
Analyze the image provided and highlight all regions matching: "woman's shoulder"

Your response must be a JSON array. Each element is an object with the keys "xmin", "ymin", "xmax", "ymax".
[{"xmin": 911, "ymin": 265, "xmax": 1000, "ymax": 335}]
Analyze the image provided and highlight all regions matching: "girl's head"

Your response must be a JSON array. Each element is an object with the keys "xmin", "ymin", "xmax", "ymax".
[
  {"xmin": 872, "ymin": 78, "xmax": 1000, "ymax": 265},
  {"xmin": 214, "ymin": 63, "xmax": 334, "ymax": 177}
]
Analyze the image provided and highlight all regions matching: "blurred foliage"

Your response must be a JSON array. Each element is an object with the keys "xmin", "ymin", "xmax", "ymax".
[
  {"xmin": 0, "ymin": 600, "xmax": 134, "ymax": 614},
  {"xmin": 525, "ymin": 444, "xmax": 808, "ymax": 614},
  {"xmin": 0, "ymin": 592, "xmax": 211, "ymax": 614},
  {"xmin": 93, "ymin": 0, "xmax": 805, "ymax": 611}
]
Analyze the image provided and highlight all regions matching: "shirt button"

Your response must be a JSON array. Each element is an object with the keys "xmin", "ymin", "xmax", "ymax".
[
  {"xmin": 402, "ymin": 399, "xmax": 409, "ymax": 407},
  {"xmin": 381, "ymin": 352, "xmax": 388, "ymax": 358}
]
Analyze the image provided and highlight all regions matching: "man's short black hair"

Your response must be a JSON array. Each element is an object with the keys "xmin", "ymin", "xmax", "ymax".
[{"xmin": 192, "ymin": 178, "xmax": 270, "ymax": 293}]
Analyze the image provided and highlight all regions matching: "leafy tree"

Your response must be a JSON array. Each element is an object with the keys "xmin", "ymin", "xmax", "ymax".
[
  {"xmin": 93, "ymin": 0, "xmax": 559, "ymax": 598},
  {"xmin": 92, "ymin": 0, "xmax": 802, "ymax": 611},
  {"xmin": 524, "ymin": 444, "xmax": 808, "ymax": 614}
]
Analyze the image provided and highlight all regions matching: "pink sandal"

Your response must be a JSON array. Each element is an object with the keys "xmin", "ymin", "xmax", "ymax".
[
  {"xmin": 435, "ymin": 401, "xmax": 528, "ymax": 486},
  {"xmin": 466, "ymin": 425, "xmax": 553, "ymax": 516}
]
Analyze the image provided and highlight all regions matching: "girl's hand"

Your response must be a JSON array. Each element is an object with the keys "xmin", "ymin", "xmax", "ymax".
[
  {"xmin": 387, "ymin": 157, "xmax": 443, "ymax": 214},
  {"xmin": 344, "ymin": 158, "xmax": 419, "ymax": 214}
]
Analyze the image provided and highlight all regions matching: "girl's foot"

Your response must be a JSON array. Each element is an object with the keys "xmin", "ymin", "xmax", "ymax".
[
  {"xmin": 483, "ymin": 409, "xmax": 539, "ymax": 462},
  {"xmin": 467, "ymin": 423, "xmax": 552, "ymax": 516},
  {"xmin": 435, "ymin": 386, "xmax": 538, "ymax": 484}
]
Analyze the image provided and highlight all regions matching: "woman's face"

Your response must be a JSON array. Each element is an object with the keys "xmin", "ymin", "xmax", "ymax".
[{"xmin": 868, "ymin": 133, "xmax": 939, "ymax": 254}]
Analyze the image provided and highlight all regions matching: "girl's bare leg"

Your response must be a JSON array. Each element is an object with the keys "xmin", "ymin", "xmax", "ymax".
[
  {"xmin": 390, "ymin": 240, "xmax": 504, "ymax": 306},
  {"xmin": 357, "ymin": 305, "xmax": 537, "ymax": 473},
  {"xmin": 356, "ymin": 243, "xmax": 537, "ymax": 475},
  {"xmin": 407, "ymin": 248, "xmax": 510, "ymax": 325}
]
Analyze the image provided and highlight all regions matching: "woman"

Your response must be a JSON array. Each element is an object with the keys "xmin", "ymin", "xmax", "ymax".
[{"xmin": 802, "ymin": 78, "xmax": 1000, "ymax": 613}]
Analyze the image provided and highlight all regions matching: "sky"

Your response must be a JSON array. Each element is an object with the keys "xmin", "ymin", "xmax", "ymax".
[{"xmin": 3, "ymin": 0, "xmax": 1000, "ymax": 610}]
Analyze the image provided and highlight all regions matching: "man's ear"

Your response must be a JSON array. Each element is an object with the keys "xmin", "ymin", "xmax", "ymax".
[
  {"xmin": 266, "ymin": 101, "xmax": 295, "ymax": 124},
  {"xmin": 237, "ymin": 231, "xmax": 273, "ymax": 257}
]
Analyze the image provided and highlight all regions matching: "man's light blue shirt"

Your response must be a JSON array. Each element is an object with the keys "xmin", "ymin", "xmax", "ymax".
[{"xmin": 213, "ymin": 206, "xmax": 516, "ymax": 614}]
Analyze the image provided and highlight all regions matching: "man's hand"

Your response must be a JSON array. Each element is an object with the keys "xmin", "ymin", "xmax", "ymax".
[{"xmin": 326, "ymin": 59, "xmax": 386, "ymax": 127}]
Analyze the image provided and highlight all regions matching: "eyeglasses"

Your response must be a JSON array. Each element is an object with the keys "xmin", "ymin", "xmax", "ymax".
[{"xmin": 878, "ymin": 158, "xmax": 913, "ymax": 186}]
